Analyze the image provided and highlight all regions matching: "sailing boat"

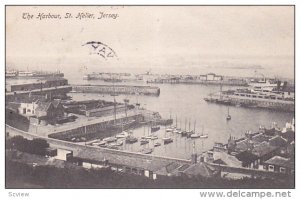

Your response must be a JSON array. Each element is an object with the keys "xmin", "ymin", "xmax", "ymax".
[
  {"xmin": 181, "ymin": 118, "xmax": 187, "ymax": 136},
  {"xmin": 173, "ymin": 116, "xmax": 179, "ymax": 133},
  {"xmin": 151, "ymin": 119, "xmax": 160, "ymax": 133},
  {"xmin": 186, "ymin": 119, "xmax": 194, "ymax": 138},
  {"xmin": 200, "ymin": 126, "xmax": 208, "ymax": 138},
  {"xmin": 146, "ymin": 123, "xmax": 158, "ymax": 140},
  {"xmin": 226, "ymin": 106, "xmax": 231, "ymax": 120},
  {"xmin": 141, "ymin": 124, "xmax": 150, "ymax": 144},
  {"xmin": 125, "ymin": 129, "xmax": 138, "ymax": 144},
  {"xmin": 135, "ymin": 92, "xmax": 140, "ymax": 107},
  {"xmin": 166, "ymin": 110, "xmax": 174, "ymax": 132},
  {"xmin": 191, "ymin": 120, "xmax": 201, "ymax": 138},
  {"xmin": 163, "ymin": 125, "xmax": 173, "ymax": 144},
  {"xmin": 177, "ymin": 119, "xmax": 183, "ymax": 134},
  {"xmin": 116, "ymin": 119, "xmax": 129, "ymax": 138}
]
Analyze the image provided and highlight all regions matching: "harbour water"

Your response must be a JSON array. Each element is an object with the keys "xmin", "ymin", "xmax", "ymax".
[{"xmin": 68, "ymin": 78, "xmax": 294, "ymax": 159}]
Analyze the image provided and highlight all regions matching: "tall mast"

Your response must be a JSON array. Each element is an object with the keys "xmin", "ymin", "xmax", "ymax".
[
  {"xmin": 85, "ymin": 125, "xmax": 87, "ymax": 146},
  {"xmin": 179, "ymin": 119, "xmax": 181, "ymax": 129},
  {"xmin": 113, "ymin": 74, "xmax": 116, "ymax": 124},
  {"xmin": 192, "ymin": 140, "xmax": 196, "ymax": 154},
  {"xmin": 124, "ymin": 98, "xmax": 129, "ymax": 120},
  {"xmin": 219, "ymin": 83, "xmax": 223, "ymax": 100},
  {"xmin": 194, "ymin": 120, "xmax": 196, "ymax": 133}
]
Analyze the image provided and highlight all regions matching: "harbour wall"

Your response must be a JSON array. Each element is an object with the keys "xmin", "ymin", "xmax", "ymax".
[
  {"xmin": 147, "ymin": 79, "xmax": 248, "ymax": 86},
  {"xmin": 206, "ymin": 95, "xmax": 294, "ymax": 112},
  {"xmin": 71, "ymin": 84, "xmax": 160, "ymax": 96},
  {"xmin": 48, "ymin": 114, "xmax": 144, "ymax": 140},
  {"xmin": 229, "ymin": 96, "xmax": 294, "ymax": 112},
  {"xmin": 5, "ymin": 86, "xmax": 72, "ymax": 102},
  {"xmin": 6, "ymin": 124, "xmax": 191, "ymax": 165}
]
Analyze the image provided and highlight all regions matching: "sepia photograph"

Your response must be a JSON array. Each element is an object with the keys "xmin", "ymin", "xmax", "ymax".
[{"xmin": 5, "ymin": 5, "xmax": 295, "ymax": 190}]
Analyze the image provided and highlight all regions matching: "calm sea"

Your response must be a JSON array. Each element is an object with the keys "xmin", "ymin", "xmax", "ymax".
[{"xmin": 66, "ymin": 73, "xmax": 294, "ymax": 159}]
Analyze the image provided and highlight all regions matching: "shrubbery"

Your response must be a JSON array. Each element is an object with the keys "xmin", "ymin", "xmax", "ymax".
[{"xmin": 6, "ymin": 136, "xmax": 49, "ymax": 156}]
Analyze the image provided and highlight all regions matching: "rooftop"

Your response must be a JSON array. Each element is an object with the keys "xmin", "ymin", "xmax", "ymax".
[
  {"xmin": 6, "ymin": 102, "xmax": 20, "ymax": 112},
  {"xmin": 74, "ymin": 148, "xmax": 176, "ymax": 172},
  {"xmin": 213, "ymin": 151, "xmax": 242, "ymax": 167},
  {"xmin": 264, "ymin": 156, "xmax": 294, "ymax": 169},
  {"xmin": 252, "ymin": 133, "xmax": 272, "ymax": 144},
  {"xmin": 252, "ymin": 141, "xmax": 279, "ymax": 158},
  {"xmin": 14, "ymin": 94, "xmax": 47, "ymax": 104},
  {"xmin": 236, "ymin": 150, "xmax": 259, "ymax": 163},
  {"xmin": 182, "ymin": 162, "xmax": 216, "ymax": 177},
  {"xmin": 36, "ymin": 101, "xmax": 53, "ymax": 112}
]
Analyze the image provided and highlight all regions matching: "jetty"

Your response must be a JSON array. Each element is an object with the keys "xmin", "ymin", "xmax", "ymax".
[{"xmin": 71, "ymin": 84, "xmax": 160, "ymax": 96}]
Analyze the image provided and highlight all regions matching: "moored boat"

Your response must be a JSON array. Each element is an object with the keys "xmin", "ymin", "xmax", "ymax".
[
  {"xmin": 103, "ymin": 137, "xmax": 117, "ymax": 143},
  {"xmin": 151, "ymin": 125, "xmax": 160, "ymax": 132},
  {"xmin": 140, "ymin": 138, "xmax": 149, "ymax": 145},
  {"xmin": 115, "ymin": 140, "xmax": 124, "ymax": 146},
  {"xmin": 166, "ymin": 128, "xmax": 173, "ymax": 132},
  {"xmin": 199, "ymin": 126, "xmax": 208, "ymax": 138},
  {"xmin": 181, "ymin": 131, "xmax": 187, "ymax": 136},
  {"xmin": 173, "ymin": 129, "xmax": 179, "ymax": 133},
  {"xmin": 226, "ymin": 106, "xmax": 231, "ymax": 120},
  {"xmin": 163, "ymin": 137, "xmax": 173, "ymax": 144},
  {"xmin": 140, "ymin": 148, "xmax": 153, "ymax": 154},
  {"xmin": 154, "ymin": 142, "xmax": 161, "ymax": 147},
  {"xmin": 191, "ymin": 133, "xmax": 201, "ymax": 138},
  {"xmin": 116, "ymin": 131, "xmax": 129, "ymax": 138},
  {"xmin": 200, "ymin": 134, "xmax": 208, "ymax": 138},
  {"xmin": 125, "ymin": 136, "xmax": 138, "ymax": 144}
]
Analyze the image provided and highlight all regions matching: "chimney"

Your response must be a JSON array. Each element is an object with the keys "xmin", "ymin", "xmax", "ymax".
[
  {"xmin": 191, "ymin": 153, "xmax": 198, "ymax": 164},
  {"xmin": 199, "ymin": 155, "xmax": 205, "ymax": 163},
  {"xmin": 191, "ymin": 141, "xmax": 198, "ymax": 164}
]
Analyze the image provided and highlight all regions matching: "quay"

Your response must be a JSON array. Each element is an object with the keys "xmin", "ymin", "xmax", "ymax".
[
  {"xmin": 147, "ymin": 78, "xmax": 248, "ymax": 86},
  {"xmin": 71, "ymin": 84, "xmax": 160, "ymax": 96},
  {"xmin": 16, "ymin": 108, "xmax": 171, "ymax": 141},
  {"xmin": 6, "ymin": 70, "xmax": 64, "ymax": 79},
  {"xmin": 6, "ymin": 124, "xmax": 191, "ymax": 180},
  {"xmin": 146, "ymin": 73, "xmax": 248, "ymax": 86},
  {"xmin": 204, "ymin": 92, "xmax": 294, "ymax": 112},
  {"xmin": 5, "ymin": 85, "xmax": 72, "ymax": 102},
  {"xmin": 5, "ymin": 77, "xmax": 71, "ymax": 102},
  {"xmin": 47, "ymin": 113, "xmax": 144, "ymax": 141}
]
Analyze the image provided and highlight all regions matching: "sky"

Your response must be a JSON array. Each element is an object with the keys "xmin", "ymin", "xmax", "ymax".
[{"xmin": 6, "ymin": 6, "xmax": 294, "ymax": 78}]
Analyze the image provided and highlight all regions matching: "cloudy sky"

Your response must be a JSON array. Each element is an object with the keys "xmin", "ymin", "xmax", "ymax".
[{"xmin": 6, "ymin": 6, "xmax": 294, "ymax": 78}]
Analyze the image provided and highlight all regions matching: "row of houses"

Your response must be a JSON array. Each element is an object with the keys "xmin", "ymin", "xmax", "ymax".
[
  {"xmin": 6, "ymin": 94, "xmax": 66, "ymax": 125},
  {"xmin": 205, "ymin": 124, "xmax": 295, "ymax": 178},
  {"xmin": 48, "ymin": 147, "xmax": 218, "ymax": 180}
]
